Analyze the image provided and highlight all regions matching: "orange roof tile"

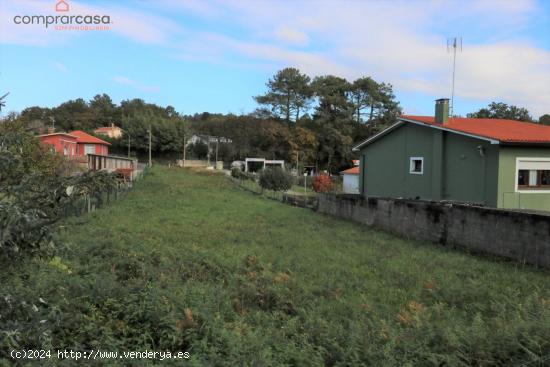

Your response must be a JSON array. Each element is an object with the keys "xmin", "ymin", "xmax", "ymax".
[
  {"xmin": 401, "ymin": 115, "xmax": 550, "ymax": 144},
  {"xmin": 69, "ymin": 130, "xmax": 111, "ymax": 145},
  {"xmin": 341, "ymin": 166, "xmax": 360, "ymax": 175}
]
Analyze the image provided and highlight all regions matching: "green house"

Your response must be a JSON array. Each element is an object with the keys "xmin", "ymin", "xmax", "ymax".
[{"xmin": 353, "ymin": 99, "xmax": 550, "ymax": 211}]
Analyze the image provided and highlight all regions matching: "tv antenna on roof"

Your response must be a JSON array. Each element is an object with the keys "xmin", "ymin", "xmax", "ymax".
[{"xmin": 447, "ymin": 37, "xmax": 462, "ymax": 117}]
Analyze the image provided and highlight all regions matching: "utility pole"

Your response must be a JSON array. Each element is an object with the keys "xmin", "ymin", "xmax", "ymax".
[
  {"xmin": 127, "ymin": 134, "xmax": 131, "ymax": 158},
  {"xmin": 207, "ymin": 140, "xmax": 211, "ymax": 167},
  {"xmin": 215, "ymin": 138, "xmax": 219, "ymax": 168},
  {"xmin": 182, "ymin": 133, "xmax": 186, "ymax": 167},
  {"xmin": 148, "ymin": 126, "xmax": 152, "ymax": 167}
]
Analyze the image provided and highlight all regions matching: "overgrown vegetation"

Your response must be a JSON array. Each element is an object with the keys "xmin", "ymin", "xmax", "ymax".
[
  {"xmin": 1, "ymin": 168, "xmax": 548, "ymax": 366},
  {"xmin": 0, "ymin": 120, "xmax": 122, "ymax": 262}
]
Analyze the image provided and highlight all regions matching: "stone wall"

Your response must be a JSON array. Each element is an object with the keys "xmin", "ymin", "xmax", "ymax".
[
  {"xmin": 176, "ymin": 160, "xmax": 209, "ymax": 168},
  {"xmin": 317, "ymin": 194, "xmax": 550, "ymax": 268}
]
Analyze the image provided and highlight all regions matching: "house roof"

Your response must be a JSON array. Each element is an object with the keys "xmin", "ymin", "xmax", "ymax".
[
  {"xmin": 340, "ymin": 166, "xmax": 360, "ymax": 175},
  {"xmin": 353, "ymin": 115, "xmax": 550, "ymax": 151},
  {"xmin": 69, "ymin": 130, "xmax": 111, "ymax": 145},
  {"xmin": 402, "ymin": 115, "xmax": 550, "ymax": 144}
]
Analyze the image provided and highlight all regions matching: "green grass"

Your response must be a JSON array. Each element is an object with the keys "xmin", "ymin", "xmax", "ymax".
[
  {"xmin": 290, "ymin": 184, "xmax": 317, "ymax": 197},
  {"xmin": 2, "ymin": 167, "xmax": 550, "ymax": 366}
]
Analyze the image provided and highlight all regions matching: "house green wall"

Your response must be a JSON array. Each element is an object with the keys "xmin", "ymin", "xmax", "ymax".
[
  {"xmin": 360, "ymin": 123, "xmax": 499, "ymax": 206},
  {"xmin": 497, "ymin": 147, "xmax": 550, "ymax": 211}
]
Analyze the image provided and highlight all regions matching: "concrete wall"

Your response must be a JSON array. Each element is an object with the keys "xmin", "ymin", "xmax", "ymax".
[
  {"xmin": 176, "ymin": 159, "xmax": 209, "ymax": 168},
  {"xmin": 317, "ymin": 194, "xmax": 550, "ymax": 268}
]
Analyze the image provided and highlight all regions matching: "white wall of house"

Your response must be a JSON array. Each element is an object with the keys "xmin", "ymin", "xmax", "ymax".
[{"xmin": 343, "ymin": 174, "xmax": 359, "ymax": 194}]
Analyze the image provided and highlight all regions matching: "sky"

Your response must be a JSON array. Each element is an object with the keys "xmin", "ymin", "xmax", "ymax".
[{"xmin": 0, "ymin": 0, "xmax": 549, "ymax": 119}]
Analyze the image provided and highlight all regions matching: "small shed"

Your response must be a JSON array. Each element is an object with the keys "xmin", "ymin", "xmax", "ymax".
[
  {"xmin": 245, "ymin": 158, "xmax": 285, "ymax": 172},
  {"xmin": 340, "ymin": 166, "xmax": 360, "ymax": 194}
]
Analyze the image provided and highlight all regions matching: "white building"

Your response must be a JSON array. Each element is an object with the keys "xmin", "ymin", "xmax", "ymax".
[
  {"xmin": 340, "ymin": 165, "xmax": 360, "ymax": 194},
  {"xmin": 245, "ymin": 158, "xmax": 285, "ymax": 172}
]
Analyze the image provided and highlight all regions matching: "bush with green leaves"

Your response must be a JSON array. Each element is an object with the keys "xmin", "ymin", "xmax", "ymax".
[{"xmin": 258, "ymin": 167, "xmax": 293, "ymax": 192}]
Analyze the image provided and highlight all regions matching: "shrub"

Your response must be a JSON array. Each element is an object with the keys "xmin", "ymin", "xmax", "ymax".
[
  {"xmin": 259, "ymin": 167, "xmax": 293, "ymax": 192},
  {"xmin": 231, "ymin": 167, "xmax": 241, "ymax": 179},
  {"xmin": 312, "ymin": 174, "xmax": 334, "ymax": 193}
]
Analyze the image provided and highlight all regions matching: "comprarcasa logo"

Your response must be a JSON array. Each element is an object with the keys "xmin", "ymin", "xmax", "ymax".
[{"xmin": 12, "ymin": 0, "xmax": 111, "ymax": 31}]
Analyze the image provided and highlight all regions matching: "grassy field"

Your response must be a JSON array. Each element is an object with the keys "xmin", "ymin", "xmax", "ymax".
[{"xmin": 2, "ymin": 167, "xmax": 550, "ymax": 366}]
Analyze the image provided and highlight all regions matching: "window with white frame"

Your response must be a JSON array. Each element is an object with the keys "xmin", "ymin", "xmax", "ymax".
[
  {"xmin": 409, "ymin": 157, "xmax": 424, "ymax": 174},
  {"xmin": 516, "ymin": 158, "xmax": 550, "ymax": 191},
  {"xmin": 84, "ymin": 144, "xmax": 95, "ymax": 155}
]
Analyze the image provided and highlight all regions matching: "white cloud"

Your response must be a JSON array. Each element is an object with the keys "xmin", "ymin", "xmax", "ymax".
[
  {"xmin": 0, "ymin": 0, "xmax": 184, "ymax": 46},
  {"xmin": 274, "ymin": 26, "xmax": 309, "ymax": 46}
]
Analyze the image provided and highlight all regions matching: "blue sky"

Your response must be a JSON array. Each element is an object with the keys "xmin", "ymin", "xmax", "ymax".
[{"xmin": 1, "ymin": 0, "xmax": 549, "ymax": 118}]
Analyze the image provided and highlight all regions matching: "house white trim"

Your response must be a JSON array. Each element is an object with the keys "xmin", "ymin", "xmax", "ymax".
[
  {"xmin": 515, "ymin": 157, "xmax": 550, "ymax": 193},
  {"xmin": 409, "ymin": 156, "xmax": 424, "ymax": 175}
]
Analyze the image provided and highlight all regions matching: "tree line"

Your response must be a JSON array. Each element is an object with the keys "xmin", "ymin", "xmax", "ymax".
[{"xmin": 6, "ymin": 67, "xmax": 549, "ymax": 172}]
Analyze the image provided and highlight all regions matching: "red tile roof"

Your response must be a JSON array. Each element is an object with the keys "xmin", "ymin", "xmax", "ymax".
[
  {"xmin": 341, "ymin": 166, "xmax": 360, "ymax": 175},
  {"xmin": 70, "ymin": 130, "xmax": 111, "ymax": 145},
  {"xmin": 401, "ymin": 115, "xmax": 550, "ymax": 144}
]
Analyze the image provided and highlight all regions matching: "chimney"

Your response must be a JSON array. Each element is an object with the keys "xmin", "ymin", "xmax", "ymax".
[{"xmin": 435, "ymin": 98, "xmax": 449, "ymax": 124}]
